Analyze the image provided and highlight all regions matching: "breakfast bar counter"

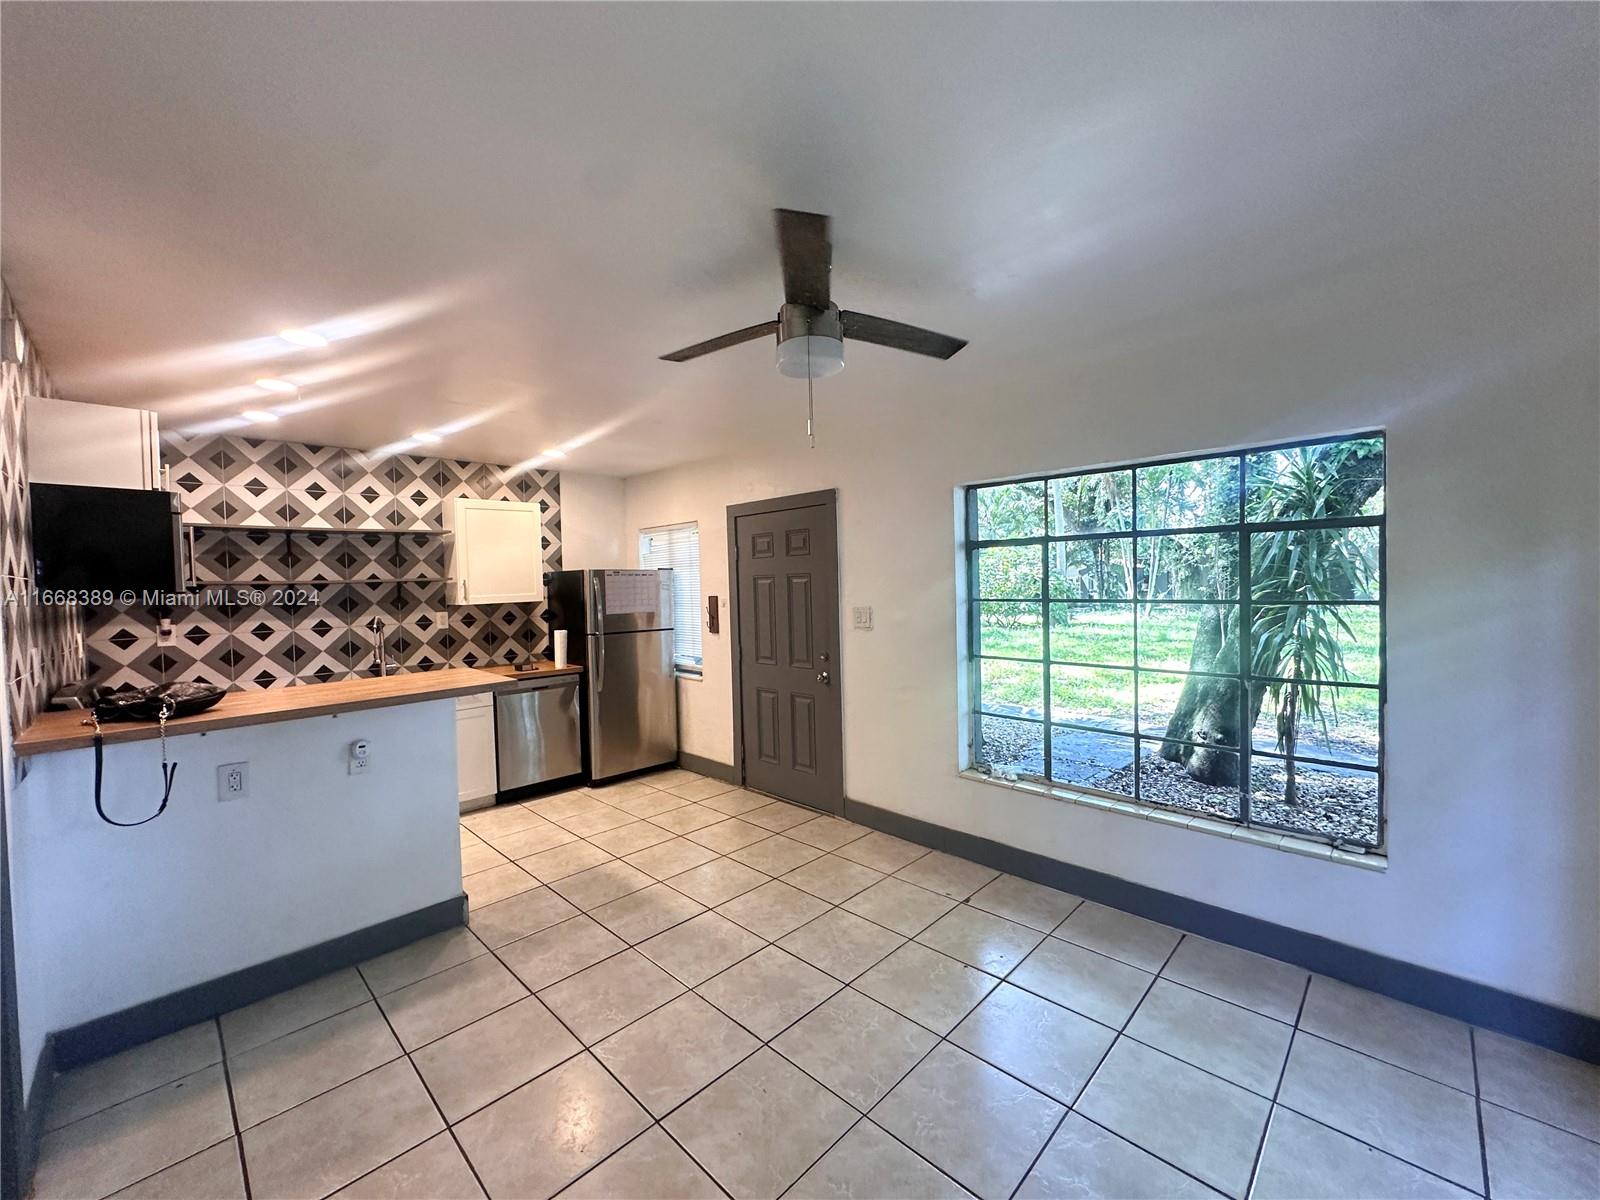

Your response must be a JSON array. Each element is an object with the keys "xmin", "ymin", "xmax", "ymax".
[{"xmin": 12, "ymin": 666, "xmax": 521, "ymax": 756}]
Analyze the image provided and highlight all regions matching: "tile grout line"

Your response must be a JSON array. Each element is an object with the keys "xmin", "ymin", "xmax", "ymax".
[
  {"xmin": 352, "ymin": 958, "xmax": 498, "ymax": 1200},
  {"xmin": 215, "ymin": 1014, "xmax": 255, "ymax": 1200},
  {"xmin": 1471, "ymin": 1027, "xmax": 1492, "ymax": 1198},
  {"xmin": 1009, "ymin": 929, "xmax": 1247, "ymax": 1200},
  {"xmin": 1276, "ymin": 983, "xmax": 1493, "ymax": 1195},
  {"xmin": 1242, "ymin": 971, "xmax": 1312, "ymax": 1198},
  {"xmin": 1285, "ymin": 1026, "xmax": 1491, "ymax": 1104},
  {"xmin": 1270, "ymin": 1104, "xmax": 1495, "ymax": 1198},
  {"xmin": 472, "ymin": 923, "xmax": 743, "ymax": 1198},
  {"xmin": 768, "ymin": 877, "xmax": 1038, "ymax": 1200}
]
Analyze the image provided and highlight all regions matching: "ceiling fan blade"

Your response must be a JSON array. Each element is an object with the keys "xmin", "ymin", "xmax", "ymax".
[
  {"xmin": 839, "ymin": 310, "xmax": 967, "ymax": 359},
  {"xmin": 660, "ymin": 320, "xmax": 779, "ymax": 362},
  {"xmin": 775, "ymin": 209, "xmax": 831, "ymax": 309}
]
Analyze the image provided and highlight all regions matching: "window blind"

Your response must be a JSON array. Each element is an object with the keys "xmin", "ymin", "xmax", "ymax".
[{"xmin": 639, "ymin": 522, "xmax": 702, "ymax": 670}]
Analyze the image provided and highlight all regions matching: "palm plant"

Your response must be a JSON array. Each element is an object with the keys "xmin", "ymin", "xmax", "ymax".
[{"xmin": 1245, "ymin": 445, "xmax": 1378, "ymax": 802}]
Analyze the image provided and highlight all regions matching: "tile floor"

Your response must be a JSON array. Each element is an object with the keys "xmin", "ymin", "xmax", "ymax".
[{"xmin": 31, "ymin": 768, "xmax": 1600, "ymax": 1200}]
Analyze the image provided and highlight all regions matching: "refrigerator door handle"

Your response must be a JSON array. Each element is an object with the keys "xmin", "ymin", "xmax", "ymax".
[{"xmin": 592, "ymin": 576, "xmax": 606, "ymax": 693}]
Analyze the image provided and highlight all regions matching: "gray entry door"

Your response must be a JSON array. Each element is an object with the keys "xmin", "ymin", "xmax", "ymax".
[{"xmin": 733, "ymin": 496, "xmax": 843, "ymax": 813}]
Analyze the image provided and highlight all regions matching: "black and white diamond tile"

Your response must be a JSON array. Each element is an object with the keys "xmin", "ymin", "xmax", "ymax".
[
  {"xmin": 77, "ymin": 433, "xmax": 563, "ymax": 695},
  {"xmin": 388, "ymin": 454, "xmax": 443, "ymax": 531},
  {"xmin": 337, "ymin": 449, "xmax": 395, "ymax": 531},
  {"xmin": 84, "ymin": 605, "xmax": 156, "ymax": 692},
  {"xmin": 220, "ymin": 436, "xmax": 285, "ymax": 530},
  {"xmin": 162, "ymin": 432, "xmax": 232, "ymax": 526},
  {"xmin": 231, "ymin": 531, "xmax": 292, "ymax": 584},
  {"xmin": 282, "ymin": 443, "xmax": 342, "ymax": 530},
  {"xmin": 395, "ymin": 532, "xmax": 448, "ymax": 580},
  {"xmin": 165, "ymin": 608, "xmax": 233, "ymax": 688},
  {"xmin": 4, "ymin": 290, "xmax": 86, "ymax": 732},
  {"xmin": 188, "ymin": 528, "xmax": 235, "ymax": 585}
]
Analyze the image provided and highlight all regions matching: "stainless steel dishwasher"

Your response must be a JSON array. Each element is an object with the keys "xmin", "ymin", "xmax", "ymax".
[{"xmin": 495, "ymin": 674, "xmax": 582, "ymax": 795}]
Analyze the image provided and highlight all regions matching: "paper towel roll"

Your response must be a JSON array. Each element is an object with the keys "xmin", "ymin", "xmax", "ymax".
[{"xmin": 553, "ymin": 629, "xmax": 568, "ymax": 668}]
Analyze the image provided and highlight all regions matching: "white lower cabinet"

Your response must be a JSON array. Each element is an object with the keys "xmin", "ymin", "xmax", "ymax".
[{"xmin": 456, "ymin": 693, "xmax": 498, "ymax": 812}]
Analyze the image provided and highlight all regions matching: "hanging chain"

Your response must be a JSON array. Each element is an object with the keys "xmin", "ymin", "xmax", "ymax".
[
  {"xmin": 805, "ymin": 338, "xmax": 816, "ymax": 449},
  {"xmin": 158, "ymin": 697, "xmax": 172, "ymax": 775}
]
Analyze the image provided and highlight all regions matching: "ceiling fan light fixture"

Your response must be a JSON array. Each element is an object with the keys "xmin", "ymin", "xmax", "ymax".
[
  {"xmin": 777, "ymin": 334, "xmax": 844, "ymax": 379},
  {"xmin": 658, "ymin": 209, "xmax": 967, "ymax": 387}
]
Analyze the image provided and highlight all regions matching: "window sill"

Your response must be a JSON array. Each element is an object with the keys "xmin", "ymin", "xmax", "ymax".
[{"xmin": 958, "ymin": 769, "xmax": 1387, "ymax": 871}]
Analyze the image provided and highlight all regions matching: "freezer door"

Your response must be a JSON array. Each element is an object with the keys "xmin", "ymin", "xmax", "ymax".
[{"xmin": 589, "ymin": 628, "xmax": 678, "ymax": 780}]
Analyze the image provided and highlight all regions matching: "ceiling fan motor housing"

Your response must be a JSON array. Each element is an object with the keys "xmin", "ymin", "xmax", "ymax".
[{"xmin": 776, "ymin": 303, "xmax": 845, "ymax": 378}]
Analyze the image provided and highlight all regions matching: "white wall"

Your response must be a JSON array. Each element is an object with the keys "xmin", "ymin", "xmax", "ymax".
[
  {"xmin": 558, "ymin": 472, "xmax": 628, "ymax": 570},
  {"xmin": 621, "ymin": 253, "xmax": 1600, "ymax": 1019},
  {"xmin": 10, "ymin": 701, "xmax": 461, "ymax": 1096}
]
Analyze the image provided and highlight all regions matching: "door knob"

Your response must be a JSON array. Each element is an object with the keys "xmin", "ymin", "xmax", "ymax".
[{"xmin": 817, "ymin": 670, "xmax": 831, "ymax": 685}]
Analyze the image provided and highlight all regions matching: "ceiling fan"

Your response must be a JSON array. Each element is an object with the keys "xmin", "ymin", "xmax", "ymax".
[{"xmin": 661, "ymin": 209, "xmax": 968, "ymax": 380}]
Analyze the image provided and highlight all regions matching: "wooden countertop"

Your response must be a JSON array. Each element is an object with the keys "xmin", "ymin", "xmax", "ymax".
[
  {"xmin": 13, "ymin": 668, "xmax": 518, "ymax": 757},
  {"xmin": 481, "ymin": 662, "xmax": 584, "ymax": 681}
]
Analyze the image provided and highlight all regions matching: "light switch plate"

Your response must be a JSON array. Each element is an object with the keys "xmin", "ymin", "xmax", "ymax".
[{"xmin": 852, "ymin": 606, "xmax": 874, "ymax": 631}]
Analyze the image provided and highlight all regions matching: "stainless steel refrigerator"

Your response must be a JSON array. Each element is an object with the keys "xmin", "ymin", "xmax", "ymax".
[{"xmin": 546, "ymin": 569, "xmax": 679, "ymax": 782}]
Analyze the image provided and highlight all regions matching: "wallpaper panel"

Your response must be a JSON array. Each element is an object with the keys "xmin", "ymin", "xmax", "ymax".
[{"xmin": 81, "ymin": 432, "xmax": 562, "ymax": 692}]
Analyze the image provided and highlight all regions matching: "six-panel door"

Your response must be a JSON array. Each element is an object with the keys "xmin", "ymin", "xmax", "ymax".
[{"xmin": 735, "ymin": 502, "xmax": 843, "ymax": 813}]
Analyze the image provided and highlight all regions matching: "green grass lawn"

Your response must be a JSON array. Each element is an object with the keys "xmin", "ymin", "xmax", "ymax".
[{"xmin": 977, "ymin": 604, "xmax": 1380, "ymax": 751}]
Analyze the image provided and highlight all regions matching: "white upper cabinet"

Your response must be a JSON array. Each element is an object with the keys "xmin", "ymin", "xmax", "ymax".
[
  {"xmin": 446, "ymin": 497, "xmax": 547, "ymax": 605},
  {"xmin": 27, "ymin": 396, "xmax": 162, "ymax": 489}
]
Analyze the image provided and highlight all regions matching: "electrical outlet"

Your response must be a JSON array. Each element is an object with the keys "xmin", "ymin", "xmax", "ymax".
[
  {"xmin": 348, "ymin": 739, "xmax": 371, "ymax": 776},
  {"xmin": 852, "ymin": 606, "xmax": 874, "ymax": 631},
  {"xmin": 156, "ymin": 618, "xmax": 175, "ymax": 646},
  {"xmin": 217, "ymin": 762, "xmax": 249, "ymax": 801}
]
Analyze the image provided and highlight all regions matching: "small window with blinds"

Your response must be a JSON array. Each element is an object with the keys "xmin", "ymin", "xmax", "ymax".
[{"xmin": 639, "ymin": 521, "xmax": 703, "ymax": 674}]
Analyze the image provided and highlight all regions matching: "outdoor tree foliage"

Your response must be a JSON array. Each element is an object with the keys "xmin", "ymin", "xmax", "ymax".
[{"xmin": 1159, "ymin": 439, "xmax": 1383, "ymax": 799}]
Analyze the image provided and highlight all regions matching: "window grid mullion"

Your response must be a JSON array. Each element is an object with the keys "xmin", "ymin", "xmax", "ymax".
[
  {"xmin": 1041, "ymin": 539, "xmax": 1052, "ymax": 783},
  {"xmin": 968, "ymin": 434, "xmax": 1383, "ymax": 849},
  {"xmin": 1130, "ymin": 481, "xmax": 1140, "ymax": 807},
  {"xmin": 1237, "ymin": 454, "xmax": 1252, "ymax": 827}
]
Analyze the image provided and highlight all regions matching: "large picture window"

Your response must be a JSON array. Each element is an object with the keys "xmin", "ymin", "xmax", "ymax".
[{"xmin": 966, "ymin": 433, "xmax": 1385, "ymax": 849}]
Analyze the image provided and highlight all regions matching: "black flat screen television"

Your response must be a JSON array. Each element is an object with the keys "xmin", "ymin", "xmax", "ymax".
[{"xmin": 29, "ymin": 483, "xmax": 183, "ymax": 593}]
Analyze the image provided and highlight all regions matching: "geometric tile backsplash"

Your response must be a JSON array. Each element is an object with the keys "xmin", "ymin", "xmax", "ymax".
[
  {"xmin": 3, "ymin": 287, "xmax": 85, "ymax": 735},
  {"xmin": 81, "ymin": 432, "xmax": 563, "ymax": 693}
]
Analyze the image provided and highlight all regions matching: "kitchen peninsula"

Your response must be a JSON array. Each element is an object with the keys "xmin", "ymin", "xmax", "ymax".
[{"xmin": 8, "ymin": 668, "xmax": 515, "ymax": 1086}]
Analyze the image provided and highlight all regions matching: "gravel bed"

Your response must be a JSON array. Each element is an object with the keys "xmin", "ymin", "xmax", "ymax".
[
  {"xmin": 978, "ymin": 716, "xmax": 1379, "ymax": 846},
  {"xmin": 1106, "ymin": 754, "xmax": 1380, "ymax": 846}
]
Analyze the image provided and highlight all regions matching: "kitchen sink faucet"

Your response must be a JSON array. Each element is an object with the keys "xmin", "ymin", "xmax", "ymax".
[{"xmin": 367, "ymin": 617, "xmax": 400, "ymax": 677}]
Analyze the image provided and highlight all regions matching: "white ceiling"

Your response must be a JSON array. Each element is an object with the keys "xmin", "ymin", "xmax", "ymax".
[{"xmin": 2, "ymin": 3, "xmax": 1592, "ymax": 476}]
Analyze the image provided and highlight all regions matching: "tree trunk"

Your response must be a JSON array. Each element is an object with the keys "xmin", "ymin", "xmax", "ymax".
[
  {"xmin": 1159, "ymin": 608, "xmax": 1224, "ymax": 757},
  {"xmin": 1159, "ymin": 608, "xmax": 1262, "ymax": 787},
  {"xmin": 1281, "ymin": 675, "xmax": 1301, "ymax": 805}
]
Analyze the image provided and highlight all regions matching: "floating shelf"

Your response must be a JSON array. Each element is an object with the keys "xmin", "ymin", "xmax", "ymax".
[
  {"xmin": 182, "ymin": 522, "xmax": 451, "ymax": 537},
  {"xmin": 186, "ymin": 577, "xmax": 448, "ymax": 587}
]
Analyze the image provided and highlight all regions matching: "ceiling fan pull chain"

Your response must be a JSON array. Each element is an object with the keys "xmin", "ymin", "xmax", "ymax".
[{"xmin": 806, "ymin": 346, "xmax": 816, "ymax": 449}]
